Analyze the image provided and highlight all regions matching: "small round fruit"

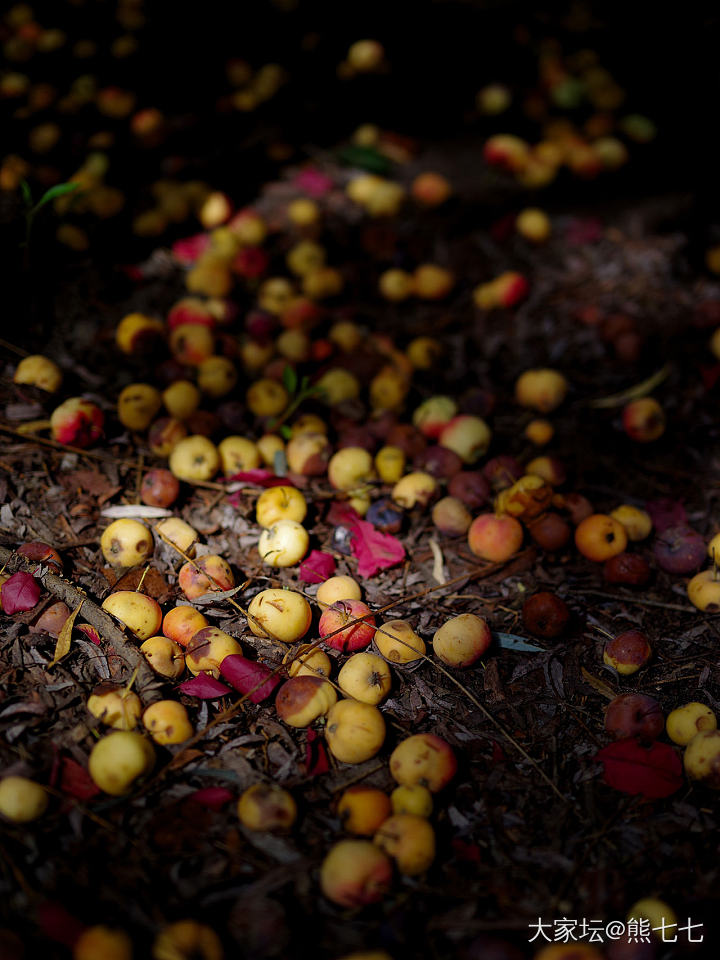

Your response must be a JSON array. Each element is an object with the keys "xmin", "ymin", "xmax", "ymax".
[
  {"xmin": 50, "ymin": 397, "xmax": 104, "ymax": 447},
  {"xmin": 197, "ymin": 355, "xmax": 237, "ymax": 398},
  {"xmin": 316, "ymin": 575, "xmax": 362, "ymax": 609},
  {"xmin": 117, "ymin": 383, "xmax": 162, "ymax": 431},
  {"xmin": 101, "ymin": 592, "xmax": 162, "ymax": 640},
  {"xmin": 326, "ymin": 700, "xmax": 386, "ymax": 763},
  {"xmin": 152, "ymin": 922, "xmax": 223, "ymax": 960},
  {"xmin": 522, "ymin": 592, "xmax": 569, "ymax": 639},
  {"xmin": 168, "ymin": 435, "xmax": 220, "ymax": 483},
  {"xmin": 389, "ymin": 733, "xmax": 457, "ymax": 791},
  {"xmin": 604, "ymin": 694, "xmax": 664, "ymax": 741},
  {"xmin": 653, "ymin": 525, "xmax": 705, "ymax": 575},
  {"xmin": 247, "ymin": 589, "xmax": 311, "ymax": 643},
  {"xmin": 610, "ymin": 505, "xmax": 652, "ymax": 541},
  {"xmin": 143, "ymin": 700, "xmax": 193, "ymax": 745},
  {"xmin": 276, "ymin": 675, "xmax": 337, "ymax": 727},
  {"xmin": 320, "ymin": 839, "xmax": 392, "ymax": 907},
  {"xmin": 178, "ymin": 555, "xmax": 234, "ymax": 600},
  {"xmin": 73, "ymin": 926, "xmax": 133, "ymax": 960},
  {"xmin": 603, "ymin": 552, "xmax": 651, "ymax": 586},
  {"xmin": 525, "ymin": 418, "xmax": 554, "ymax": 445},
  {"xmin": 246, "ymin": 378, "xmax": 289, "ymax": 418},
  {"xmin": 527, "ymin": 512, "xmax": 571, "ymax": 551},
  {"xmin": 284, "ymin": 644, "xmax": 332, "ymax": 678},
  {"xmin": 13, "ymin": 354, "xmax": 62, "ymax": 392},
  {"xmin": 163, "ymin": 606, "xmax": 209, "ymax": 648},
  {"xmin": 515, "ymin": 368, "xmax": 568, "ymax": 413},
  {"xmin": 258, "ymin": 519, "xmax": 309, "ymax": 567},
  {"xmin": 328, "ymin": 447, "xmax": 374, "ymax": 491},
  {"xmin": 622, "ymin": 398, "xmax": 665, "ymax": 442},
  {"xmin": 448, "ymin": 471, "xmax": 490, "ymax": 510},
  {"xmin": 185, "ymin": 627, "xmax": 243, "ymax": 677},
  {"xmin": 337, "ymin": 786, "xmax": 391, "ymax": 836},
  {"xmin": 374, "ymin": 619, "xmax": 425, "ymax": 664},
  {"xmin": 666, "ymin": 702, "xmax": 717, "ymax": 746},
  {"xmin": 603, "ymin": 629, "xmax": 652, "ymax": 675},
  {"xmin": 468, "ymin": 514, "xmax": 523, "ymax": 563},
  {"xmin": 338, "ymin": 653, "xmax": 392, "ymax": 704},
  {"xmin": 432, "ymin": 613, "xmax": 491, "ymax": 667},
  {"xmin": 683, "ymin": 730, "xmax": 720, "ymax": 788},
  {"xmin": 390, "ymin": 784, "xmax": 433, "ymax": 818},
  {"xmin": 438, "ymin": 415, "xmax": 492, "ymax": 464},
  {"xmin": 375, "ymin": 446, "xmax": 406, "ymax": 484},
  {"xmin": 374, "ymin": 813, "xmax": 435, "ymax": 875},
  {"xmin": 149, "ymin": 417, "xmax": 187, "ymax": 457},
  {"xmin": 140, "ymin": 636, "xmax": 185, "ymax": 678},
  {"xmin": 256, "ymin": 485, "xmax": 307, "ymax": 528},
  {"xmin": 237, "ymin": 783, "xmax": 297, "ymax": 831},
  {"xmin": 217, "ymin": 436, "xmax": 260, "ymax": 475},
  {"xmin": 432, "ymin": 496, "xmax": 471, "ymax": 536},
  {"xmin": 155, "ymin": 517, "xmax": 198, "ymax": 556},
  {"xmin": 87, "ymin": 685, "xmax": 142, "ymax": 731},
  {"xmin": 319, "ymin": 599, "xmax": 376, "ymax": 653},
  {"xmin": 162, "ymin": 379, "xmax": 201, "ymax": 420},
  {"xmin": 140, "ymin": 468, "xmax": 180, "ymax": 508},
  {"xmin": 626, "ymin": 899, "xmax": 677, "ymax": 941},
  {"xmin": 688, "ymin": 569, "xmax": 720, "ymax": 611},
  {"xmin": 392, "ymin": 472, "xmax": 437, "ymax": 510},
  {"xmin": 88, "ymin": 731, "xmax": 155, "ymax": 795},
  {"xmin": 100, "ymin": 519, "xmax": 153, "ymax": 568},
  {"xmin": 0, "ymin": 776, "xmax": 48, "ymax": 823},
  {"xmin": 575, "ymin": 513, "xmax": 628, "ymax": 561}
]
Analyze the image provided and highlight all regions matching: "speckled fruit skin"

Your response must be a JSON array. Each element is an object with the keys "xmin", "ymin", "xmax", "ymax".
[
  {"xmin": 389, "ymin": 734, "xmax": 457, "ymax": 792},
  {"xmin": 603, "ymin": 629, "xmax": 652, "ymax": 675},
  {"xmin": 319, "ymin": 599, "xmax": 376, "ymax": 652}
]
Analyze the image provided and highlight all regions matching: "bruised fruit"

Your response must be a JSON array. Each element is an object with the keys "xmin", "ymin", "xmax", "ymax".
[
  {"xmin": 156, "ymin": 517, "xmax": 198, "ymax": 555},
  {"xmin": 143, "ymin": 700, "xmax": 193, "ymax": 744},
  {"xmin": 149, "ymin": 417, "xmax": 187, "ymax": 457},
  {"xmin": 392, "ymin": 471, "xmax": 437, "ymax": 510},
  {"xmin": 527, "ymin": 513, "xmax": 571, "ymax": 551},
  {"xmin": 102, "ymin": 592, "xmax": 162, "ymax": 640},
  {"xmin": 117, "ymin": 383, "xmax": 162, "ymax": 431},
  {"xmin": 432, "ymin": 613, "xmax": 491, "ymax": 666},
  {"xmin": 320, "ymin": 600, "xmax": 376, "ymax": 652},
  {"xmin": 88, "ymin": 731, "xmax": 155, "ymax": 795},
  {"xmin": 237, "ymin": 783, "xmax": 297, "ymax": 831},
  {"xmin": 286, "ymin": 432, "xmax": 332, "ymax": 475},
  {"xmin": 604, "ymin": 694, "xmax": 663, "ymax": 740},
  {"xmin": 412, "ymin": 396, "xmax": 457, "ymax": 439},
  {"xmin": 320, "ymin": 840, "xmax": 392, "ymax": 907},
  {"xmin": 653, "ymin": 525, "xmax": 705, "ymax": 575},
  {"xmin": 374, "ymin": 619, "xmax": 425, "ymax": 664},
  {"xmin": 414, "ymin": 445, "xmax": 463, "ymax": 480},
  {"xmin": 666, "ymin": 702, "xmax": 717, "ymax": 745},
  {"xmin": 185, "ymin": 627, "xmax": 243, "ymax": 677},
  {"xmin": 374, "ymin": 814, "xmax": 435, "ymax": 875},
  {"xmin": 0, "ymin": 776, "xmax": 48, "ymax": 823},
  {"xmin": 448, "ymin": 471, "xmax": 490, "ymax": 510},
  {"xmin": 258, "ymin": 520, "xmax": 309, "ymax": 567},
  {"xmin": 432, "ymin": 496, "xmax": 472, "ymax": 536},
  {"xmin": 468, "ymin": 514, "xmax": 523, "ymax": 563},
  {"xmin": 622, "ymin": 398, "xmax": 665, "ymax": 442},
  {"xmin": 603, "ymin": 552, "xmax": 651, "ymax": 586},
  {"xmin": 178, "ymin": 555, "xmax": 234, "ymax": 600},
  {"xmin": 276, "ymin": 675, "xmax": 337, "ymax": 727},
  {"xmin": 325, "ymin": 700, "xmax": 386, "ymax": 763},
  {"xmin": 389, "ymin": 733, "xmax": 457, "ymax": 791},
  {"xmin": 337, "ymin": 786, "xmax": 391, "ymax": 835},
  {"xmin": 218, "ymin": 436, "xmax": 260, "ymax": 475},
  {"xmin": 338, "ymin": 652, "xmax": 392, "ymax": 704},
  {"xmin": 100, "ymin": 519, "xmax": 153, "ymax": 568},
  {"xmin": 684, "ymin": 730, "xmax": 720, "ymax": 787},
  {"xmin": 163, "ymin": 606, "xmax": 209, "ymax": 648},
  {"xmin": 439, "ymin": 416, "xmax": 491, "ymax": 464},
  {"xmin": 603, "ymin": 630, "xmax": 652, "ymax": 675},
  {"xmin": 522, "ymin": 592, "xmax": 569, "ymax": 639},
  {"xmin": 87, "ymin": 685, "xmax": 142, "ymax": 730},
  {"xmin": 50, "ymin": 397, "xmax": 104, "ymax": 447},
  {"xmin": 247, "ymin": 588, "xmax": 311, "ymax": 643},
  {"xmin": 140, "ymin": 636, "xmax": 185, "ymax": 678},
  {"xmin": 575, "ymin": 514, "xmax": 627, "ymax": 561},
  {"xmin": 116, "ymin": 313, "xmax": 164, "ymax": 354},
  {"xmin": 140, "ymin": 469, "xmax": 180, "ymax": 508}
]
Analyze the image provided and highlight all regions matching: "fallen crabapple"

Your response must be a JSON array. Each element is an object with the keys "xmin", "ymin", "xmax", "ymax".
[
  {"xmin": 258, "ymin": 519, "xmax": 309, "ymax": 567},
  {"xmin": 197, "ymin": 355, "xmax": 238, "ymax": 398},
  {"xmin": 468, "ymin": 514, "xmax": 523, "ymax": 563},
  {"xmin": 406, "ymin": 336, "xmax": 443, "ymax": 370},
  {"xmin": 316, "ymin": 369, "xmax": 361, "ymax": 406},
  {"xmin": 392, "ymin": 471, "xmax": 438, "ymax": 510},
  {"xmin": 247, "ymin": 588, "xmax": 311, "ymax": 643},
  {"xmin": 291, "ymin": 413, "xmax": 328, "ymax": 436},
  {"xmin": 683, "ymin": 730, "xmax": 720, "ymax": 788},
  {"xmin": 167, "ymin": 296, "xmax": 215, "ymax": 330},
  {"xmin": 328, "ymin": 447, "xmax": 374, "ymax": 491},
  {"xmin": 163, "ymin": 606, "xmax": 209, "ymax": 648},
  {"xmin": 412, "ymin": 396, "xmax": 458, "ymax": 439},
  {"xmin": 483, "ymin": 455, "xmax": 523, "ymax": 492},
  {"xmin": 374, "ymin": 620, "xmax": 425, "ymax": 664},
  {"xmin": 284, "ymin": 644, "xmax": 332, "ymax": 678},
  {"xmin": 101, "ymin": 592, "xmax": 162, "ymax": 641},
  {"xmin": 514, "ymin": 368, "xmax": 568, "ymax": 413},
  {"xmin": 320, "ymin": 839, "xmax": 393, "ymax": 907},
  {"xmin": 257, "ymin": 433, "xmax": 285, "ymax": 467},
  {"xmin": 148, "ymin": 417, "xmax": 187, "ymax": 457},
  {"xmin": 185, "ymin": 627, "xmax": 243, "ymax": 677},
  {"xmin": 432, "ymin": 496, "xmax": 472, "ymax": 536},
  {"xmin": 316, "ymin": 575, "xmax": 362, "ymax": 609},
  {"xmin": 603, "ymin": 629, "xmax": 652, "ymax": 675},
  {"xmin": 386, "ymin": 423, "xmax": 427, "ymax": 459},
  {"xmin": 319, "ymin": 600, "xmax": 376, "ymax": 652},
  {"xmin": 152, "ymin": 921, "xmax": 223, "ymax": 960},
  {"xmin": 140, "ymin": 636, "xmax": 185, "ymax": 678},
  {"xmin": 168, "ymin": 435, "xmax": 220, "ymax": 483},
  {"xmin": 117, "ymin": 383, "xmax": 162, "ymax": 431},
  {"xmin": 389, "ymin": 733, "xmax": 457, "ymax": 791},
  {"xmin": 603, "ymin": 552, "xmax": 651, "ymax": 586},
  {"xmin": 379, "ymin": 267, "xmax": 414, "ymax": 301},
  {"xmin": 610, "ymin": 505, "xmax": 653, "ymax": 541},
  {"xmin": 325, "ymin": 700, "xmax": 386, "ymax": 763},
  {"xmin": 369, "ymin": 366, "xmax": 410, "ymax": 411},
  {"xmin": 169, "ymin": 323, "xmax": 215, "ymax": 366},
  {"xmin": 525, "ymin": 418, "xmax": 554, "ymax": 446},
  {"xmin": 411, "ymin": 171, "xmax": 451, "ymax": 207},
  {"xmin": 115, "ymin": 313, "xmax": 164, "ymax": 354},
  {"xmin": 374, "ymin": 813, "xmax": 435, "ymax": 876},
  {"xmin": 483, "ymin": 134, "xmax": 529, "ymax": 170},
  {"xmin": 622, "ymin": 397, "xmax": 665, "ymax": 442},
  {"xmin": 237, "ymin": 783, "xmax": 297, "ymax": 832},
  {"xmin": 73, "ymin": 926, "xmax": 133, "ymax": 960},
  {"xmin": 87, "ymin": 685, "xmax": 142, "ymax": 731},
  {"xmin": 286, "ymin": 432, "xmax": 332, "ymax": 475},
  {"xmin": 246, "ymin": 378, "xmax": 289, "ymax": 418},
  {"xmin": 276, "ymin": 329, "xmax": 311, "ymax": 363},
  {"xmin": 13, "ymin": 354, "xmax": 62, "ymax": 392},
  {"xmin": 142, "ymin": 701, "xmax": 193, "ymax": 745},
  {"xmin": 50, "ymin": 397, "xmax": 104, "ymax": 447},
  {"xmin": 390, "ymin": 784, "xmax": 433, "ymax": 818},
  {"xmin": 448, "ymin": 471, "xmax": 490, "ymax": 510},
  {"xmin": 432, "ymin": 613, "xmax": 491, "ymax": 667},
  {"xmin": 522, "ymin": 592, "xmax": 569, "ymax": 639},
  {"xmin": 414, "ymin": 445, "xmax": 463, "ymax": 480},
  {"xmin": 155, "ymin": 517, "xmax": 198, "ymax": 556},
  {"xmin": 666, "ymin": 702, "xmax": 717, "ymax": 745},
  {"xmin": 438, "ymin": 415, "xmax": 492, "ymax": 464},
  {"xmin": 18, "ymin": 541, "xmax": 63, "ymax": 573},
  {"xmin": 574, "ymin": 513, "xmax": 628, "ymax": 561},
  {"xmin": 162, "ymin": 380, "xmax": 201, "ymax": 420},
  {"xmin": 217, "ymin": 435, "xmax": 260, "ymax": 475},
  {"xmin": 338, "ymin": 652, "xmax": 392, "ymax": 705},
  {"xmin": 276, "ymin": 675, "xmax": 337, "ymax": 727},
  {"xmin": 0, "ymin": 776, "xmax": 48, "ymax": 823},
  {"xmin": 516, "ymin": 207, "xmax": 551, "ymax": 243},
  {"xmin": 241, "ymin": 338, "xmax": 274, "ymax": 373},
  {"xmin": 604, "ymin": 694, "xmax": 664, "ymax": 741},
  {"xmin": 525, "ymin": 456, "xmax": 566, "ymax": 486},
  {"xmin": 287, "ymin": 196, "xmax": 320, "ymax": 225},
  {"xmin": 140, "ymin": 468, "xmax": 180, "ymax": 508},
  {"xmin": 256, "ymin": 485, "xmax": 307, "ymax": 528},
  {"xmin": 687, "ymin": 569, "xmax": 720, "ymax": 611},
  {"xmin": 31, "ymin": 601, "xmax": 70, "ymax": 637},
  {"xmin": 337, "ymin": 786, "xmax": 391, "ymax": 836},
  {"xmin": 178, "ymin": 555, "xmax": 234, "ymax": 600},
  {"xmin": 626, "ymin": 899, "xmax": 677, "ymax": 943},
  {"xmin": 527, "ymin": 512, "xmax": 571, "ymax": 551},
  {"xmin": 494, "ymin": 475, "xmax": 553, "ymax": 521},
  {"xmin": 556, "ymin": 491, "xmax": 594, "ymax": 526},
  {"xmin": 88, "ymin": 730, "xmax": 155, "ymax": 796},
  {"xmin": 375, "ymin": 446, "xmax": 406, "ymax": 484},
  {"xmin": 230, "ymin": 208, "xmax": 267, "ymax": 247},
  {"xmin": 653, "ymin": 524, "xmax": 705, "ymax": 575}
]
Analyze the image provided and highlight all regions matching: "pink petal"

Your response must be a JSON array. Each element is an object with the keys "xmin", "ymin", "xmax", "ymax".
[
  {"xmin": 299, "ymin": 550, "xmax": 336, "ymax": 584},
  {"xmin": 1, "ymin": 571, "xmax": 41, "ymax": 614},
  {"xmin": 172, "ymin": 233, "xmax": 210, "ymax": 264},
  {"xmin": 179, "ymin": 675, "xmax": 232, "ymax": 699},
  {"xmin": 225, "ymin": 470, "xmax": 293, "ymax": 488},
  {"xmin": 188, "ymin": 786, "xmax": 235, "ymax": 810},
  {"xmin": 220, "ymin": 655, "xmax": 281, "ymax": 703},
  {"xmin": 596, "ymin": 738, "xmax": 683, "ymax": 799},
  {"xmin": 327, "ymin": 503, "xmax": 405, "ymax": 578},
  {"xmin": 293, "ymin": 167, "xmax": 334, "ymax": 197}
]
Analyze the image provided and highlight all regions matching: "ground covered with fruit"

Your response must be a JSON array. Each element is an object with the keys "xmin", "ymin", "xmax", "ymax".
[{"xmin": 2, "ymin": 4, "xmax": 720, "ymax": 960}]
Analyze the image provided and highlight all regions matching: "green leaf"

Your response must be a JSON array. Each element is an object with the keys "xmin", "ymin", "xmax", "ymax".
[
  {"xmin": 279, "ymin": 424, "xmax": 292, "ymax": 440},
  {"xmin": 282, "ymin": 365, "xmax": 298, "ymax": 395},
  {"xmin": 494, "ymin": 632, "xmax": 545, "ymax": 653},
  {"xmin": 20, "ymin": 179, "xmax": 33, "ymax": 208},
  {"xmin": 34, "ymin": 181, "xmax": 80, "ymax": 212},
  {"xmin": 299, "ymin": 375, "xmax": 309, "ymax": 392},
  {"xmin": 337, "ymin": 145, "xmax": 392, "ymax": 175}
]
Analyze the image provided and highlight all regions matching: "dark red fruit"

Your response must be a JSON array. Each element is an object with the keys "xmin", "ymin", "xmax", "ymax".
[
  {"xmin": 603, "ymin": 552, "xmax": 651, "ymax": 586},
  {"xmin": 653, "ymin": 524, "xmax": 706, "ymax": 575},
  {"xmin": 604, "ymin": 693, "xmax": 663, "ymax": 741},
  {"xmin": 448, "ymin": 471, "xmax": 490, "ymax": 510},
  {"xmin": 521, "ymin": 591, "xmax": 570, "ymax": 638},
  {"xmin": 527, "ymin": 513, "xmax": 571, "ymax": 551}
]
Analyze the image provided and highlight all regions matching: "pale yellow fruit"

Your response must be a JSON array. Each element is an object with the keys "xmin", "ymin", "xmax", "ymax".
[
  {"xmin": 338, "ymin": 653, "xmax": 392, "ymax": 705},
  {"xmin": 88, "ymin": 731, "xmax": 155, "ymax": 795},
  {"xmin": 247, "ymin": 588, "xmax": 311, "ymax": 643},
  {"xmin": 316, "ymin": 575, "xmax": 362, "ymax": 610},
  {"xmin": 255, "ymin": 485, "xmax": 307, "ymax": 528},
  {"xmin": 0, "ymin": 776, "xmax": 48, "ymax": 823},
  {"xmin": 168, "ymin": 435, "xmax": 220, "ymax": 483},
  {"xmin": 325, "ymin": 700, "xmax": 386, "ymax": 763},
  {"xmin": 143, "ymin": 700, "xmax": 193, "ymax": 744},
  {"xmin": 117, "ymin": 383, "xmax": 162, "ymax": 431},
  {"xmin": 100, "ymin": 518, "xmax": 153, "ymax": 568},
  {"xmin": 374, "ymin": 620, "xmax": 425, "ymax": 664},
  {"xmin": 258, "ymin": 519, "xmax": 309, "ymax": 567},
  {"xmin": 87, "ymin": 686, "xmax": 142, "ymax": 730}
]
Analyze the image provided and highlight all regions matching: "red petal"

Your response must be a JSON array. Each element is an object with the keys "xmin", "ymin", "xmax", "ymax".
[
  {"xmin": 172, "ymin": 232, "xmax": 210, "ymax": 264},
  {"xmin": 220, "ymin": 655, "xmax": 281, "ymax": 703},
  {"xmin": 178, "ymin": 675, "xmax": 231, "ymax": 699},
  {"xmin": 305, "ymin": 729, "xmax": 329, "ymax": 776},
  {"xmin": 188, "ymin": 786, "xmax": 235, "ymax": 810},
  {"xmin": 596, "ymin": 738, "xmax": 683, "ymax": 799},
  {"xmin": 1, "ymin": 571, "xmax": 41, "ymax": 614},
  {"xmin": 77, "ymin": 623, "xmax": 101, "ymax": 645},
  {"xmin": 225, "ymin": 469, "xmax": 293, "ymax": 488},
  {"xmin": 299, "ymin": 550, "xmax": 336, "ymax": 584},
  {"xmin": 59, "ymin": 757, "xmax": 101, "ymax": 801},
  {"xmin": 327, "ymin": 503, "xmax": 405, "ymax": 578}
]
